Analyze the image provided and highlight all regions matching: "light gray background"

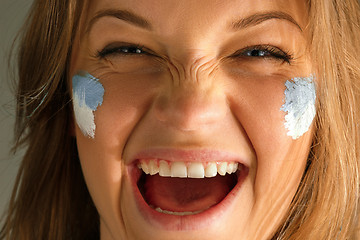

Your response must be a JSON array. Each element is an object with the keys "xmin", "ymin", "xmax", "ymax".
[{"xmin": 0, "ymin": 0, "xmax": 33, "ymax": 222}]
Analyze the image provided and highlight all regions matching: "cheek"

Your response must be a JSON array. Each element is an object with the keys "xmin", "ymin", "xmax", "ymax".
[
  {"xmin": 73, "ymin": 69, "xmax": 165, "ymax": 151},
  {"xmin": 73, "ymin": 70, "xmax": 165, "ymax": 197},
  {"xmin": 256, "ymin": 76, "xmax": 316, "ymax": 199},
  {"xmin": 73, "ymin": 71, "xmax": 161, "ymax": 227},
  {"xmin": 228, "ymin": 74, "xmax": 315, "ymax": 206},
  {"xmin": 93, "ymin": 71, "xmax": 164, "ymax": 149},
  {"xmin": 72, "ymin": 71, "xmax": 105, "ymax": 138}
]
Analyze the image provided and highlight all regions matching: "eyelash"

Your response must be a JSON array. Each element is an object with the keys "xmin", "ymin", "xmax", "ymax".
[
  {"xmin": 232, "ymin": 45, "xmax": 293, "ymax": 64},
  {"xmin": 97, "ymin": 44, "xmax": 293, "ymax": 64},
  {"xmin": 97, "ymin": 44, "xmax": 147, "ymax": 58}
]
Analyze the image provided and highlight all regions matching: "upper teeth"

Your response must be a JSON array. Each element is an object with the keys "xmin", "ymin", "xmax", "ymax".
[{"xmin": 138, "ymin": 159, "xmax": 240, "ymax": 178}]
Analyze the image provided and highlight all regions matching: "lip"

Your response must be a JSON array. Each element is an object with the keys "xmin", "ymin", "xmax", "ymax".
[
  {"xmin": 128, "ymin": 148, "xmax": 250, "ymax": 167},
  {"xmin": 126, "ymin": 148, "xmax": 249, "ymax": 231}
]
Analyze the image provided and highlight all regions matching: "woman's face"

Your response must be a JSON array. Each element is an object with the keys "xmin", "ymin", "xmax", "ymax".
[{"xmin": 70, "ymin": 0, "xmax": 314, "ymax": 239}]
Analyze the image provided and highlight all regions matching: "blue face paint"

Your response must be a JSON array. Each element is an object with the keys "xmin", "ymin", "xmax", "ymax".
[
  {"xmin": 72, "ymin": 71, "xmax": 105, "ymax": 138},
  {"xmin": 72, "ymin": 71, "xmax": 104, "ymax": 110},
  {"xmin": 280, "ymin": 75, "xmax": 316, "ymax": 139}
]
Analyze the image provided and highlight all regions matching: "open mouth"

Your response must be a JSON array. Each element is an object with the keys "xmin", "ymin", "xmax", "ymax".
[{"xmin": 135, "ymin": 159, "xmax": 247, "ymax": 216}]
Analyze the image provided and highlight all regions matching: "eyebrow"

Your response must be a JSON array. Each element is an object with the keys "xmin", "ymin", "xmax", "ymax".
[
  {"xmin": 86, "ymin": 9, "xmax": 152, "ymax": 33},
  {"xmin": 231, "ymin": 11, "xmax": 302, "ymax": 32},
  {"xmin": 86, "ymin": 9, "xmax": 302, "ymax": 35}
]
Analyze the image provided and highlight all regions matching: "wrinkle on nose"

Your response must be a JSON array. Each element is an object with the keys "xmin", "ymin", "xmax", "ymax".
[
  {"xmin": 153, "ymin": 83, "xmax": 228, "ymax": 131},
  {"xmin": 167, "ymin": 52, "xmax": 218, "ymax": 86}
]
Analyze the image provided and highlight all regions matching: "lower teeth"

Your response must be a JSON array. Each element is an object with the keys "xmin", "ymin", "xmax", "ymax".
[{"xmin": 153, "ymin": 206, "xmax": 205, "ymax": 216}]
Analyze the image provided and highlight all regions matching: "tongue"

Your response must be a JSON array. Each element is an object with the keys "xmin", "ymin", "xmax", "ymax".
[{"xmin": 143, "ymin": 174, "xmax": 236, "ymax": 212}]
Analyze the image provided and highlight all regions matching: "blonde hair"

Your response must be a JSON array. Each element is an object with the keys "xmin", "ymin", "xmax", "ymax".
[
  {"xmin": 1, "ymin": 0, "xmax": 360, "ymax": 239},
  {"xmin": 274, "ymin": 1, "xmax": 360, "ymax": 239}
]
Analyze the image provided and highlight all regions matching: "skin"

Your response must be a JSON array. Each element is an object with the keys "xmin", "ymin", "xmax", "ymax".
[{"xmin": 69, "ymin": 0, "xmax": 314, "ymax": 239}]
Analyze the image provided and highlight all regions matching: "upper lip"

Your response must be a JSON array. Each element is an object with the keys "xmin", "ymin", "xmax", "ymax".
[{"xmin": 128, "ymin": 148, "xmax": 250, "ymax": 167}]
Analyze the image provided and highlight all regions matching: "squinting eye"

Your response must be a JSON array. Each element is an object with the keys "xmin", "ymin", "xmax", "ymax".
[
  {"xmin": 244, "ymin": 49, "xmax": 270, "ymax": 57},
  {"xmin": 118, "ymin": 46, "xmax": 144, "ymax": 54},
  {"xmin": 97, "ymin": 44, "xmax": 147, "ymax": 59},
  {"xmin": 233, "ymin": 45, "xmax": 293, "ymax": 64}
]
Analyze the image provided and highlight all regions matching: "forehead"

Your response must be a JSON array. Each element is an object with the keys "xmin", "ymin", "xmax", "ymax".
[{"xmin": 84, "ymin": 0, "xmax": 308, "ymax": 36}]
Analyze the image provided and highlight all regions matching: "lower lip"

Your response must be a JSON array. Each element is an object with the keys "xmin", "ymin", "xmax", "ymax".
[{"xmin": 128, "ymin": 163, "xmax": 248, "ymax": 231}]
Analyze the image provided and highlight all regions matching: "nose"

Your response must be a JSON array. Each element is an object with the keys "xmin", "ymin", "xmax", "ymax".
[{"xmin": 153, "ymin": 81, "xmax": 228, "ymax": 131}]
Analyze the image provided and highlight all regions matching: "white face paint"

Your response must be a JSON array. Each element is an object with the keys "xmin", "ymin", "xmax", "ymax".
[
  {"xmin": 72, "ymin": 71, "xmax": 105, "ymax": 138},
  {"xmin": 280, "ymin": 75, "xmax": 316, "ymax": 139}
]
